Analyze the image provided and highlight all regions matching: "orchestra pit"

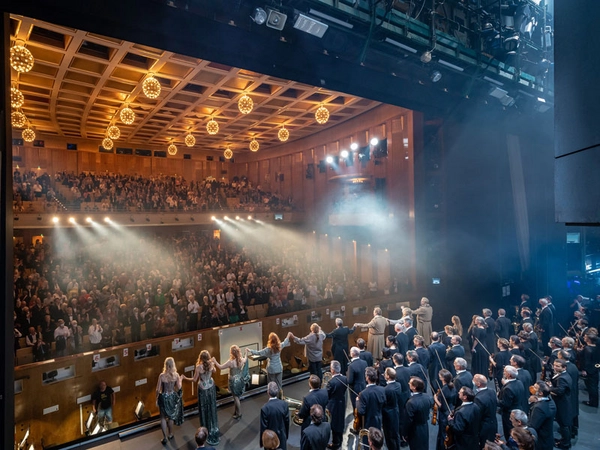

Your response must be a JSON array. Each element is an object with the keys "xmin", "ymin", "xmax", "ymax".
[{"xmin": 3, "ymin": 1, "xmax": 600, "ymax": 450}]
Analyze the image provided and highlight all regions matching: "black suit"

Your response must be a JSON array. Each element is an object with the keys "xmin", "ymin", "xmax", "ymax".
[
  {"xmin": 405, "ymin": 327, "xmax": 417, "ymax": 349},
  {"xmin": 347, "ymin": 358, "xmax": 368, "ymax": 409},
  {"xmin": 529, "ymin": 397, "xmax": 557, "ymax": 450},
  {"xmin": 260, "ymin": 398, "xmax": 290, "ymax": 450},
  {"xmin": 582, "ymin": 344, "xmax": 600, "ymax": 407},
  {"xmin": 539, "ymin": 307, "xmax": 554, "ymax": 356},
  {"xmin": 395, "ymin": 331, "xmax": 409, "ymax": 358},
  {"xmin": 383, "ymin": 381, "xmax": 403, "ymax": 450},
  {"xmin": 358, "ymin": 384, "xmax": 386, "ymax": 429},
  {"xmin": 550, "ymin": 371, "xmax": 572, "ymax": 446},
  {"xmin": 474, "ymin": 387, "xmax": 498, "ymax": 447},
  {"xmin": 448, "ymin": 402, "xmax": 481, "ymax": 450},
  {"xmin": 359, "ymin": 350, "xmax": 373, "ymax": 367},
  {"xmin": 298, "ymin": 388, "xmax": 329, "ymax": 432},
  {"xmin": 428, "ymin": 342, "xmax": 447, "ymax": 391},
  {"xmin": 407, "ymin": 363, "xmax": 428, "ymax": 393},
  {"xmin": 515, "ymin": 368, "xmax": 532, "ymax": 411},
  {"xmin": 564, "ymin": 361, "xmax": 579, "ymax": 432},
  {"xmin": 326, "ymin": 374, "xmax": 347, "ymax": 448},
  {"xmin": 498, "ymin": 379, "xmax": 525, "ymax": 440},
  {"xmin": 495, "ymin": 316, "xmax": 512, "ymax": 340},
  {"xmin": 492, "ymin": 350, "xmax": 511, "ymax": 387},
  {"xmin": 405, "ymin": 392, "xmax": 433, "ymax": 450},
  {"xmin": 453, "ymin": 370, "xmax": 473, "ymax": 406},
  {"xmin": 301, "ymin": 421, "xmax": 331, "ymax": 450},
  {"xmin": 326, "ymin": 326, "xmax": 354, "ymax": 374},
  {"xmin": 415, "ymin": 347, "xmax": 430, "ymax": 370},
  {"xmin": 446, "ymin": 345, "xmax": 465, "ymax": 376},
  {"xmin": 394, "ymin": 365, "xmax": 411, "ymax": 446},
  {"xmin": 484, "ymin": 317, "xmax": 496, "ymax": 354}
]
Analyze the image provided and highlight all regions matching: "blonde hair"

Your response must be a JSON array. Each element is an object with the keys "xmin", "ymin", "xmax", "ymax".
[
  {"xmin": 162, "ymin": 357, "xmax": 179, "ymax": 382},
  {"xmin": 230, "ymin": 345, "xmax": 242, "ymax": 366},
  {"xmin": 452, "ymin": 315, "xmax": 463, "ymax": 336}
]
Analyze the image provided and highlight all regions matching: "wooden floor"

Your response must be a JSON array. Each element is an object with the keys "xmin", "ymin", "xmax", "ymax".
[{"xmin": 62, "ymin": 376, "xmax": 600, "ymax": 450}]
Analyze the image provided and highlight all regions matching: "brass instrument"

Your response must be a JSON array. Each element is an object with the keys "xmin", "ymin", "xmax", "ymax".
[
  {"xmin": 322, "ymin": 371, "xmax": 332, "ymax": 388},
  {"xmin": 284, "ymin": 396, "xmax": 304, "ymax": 426}
]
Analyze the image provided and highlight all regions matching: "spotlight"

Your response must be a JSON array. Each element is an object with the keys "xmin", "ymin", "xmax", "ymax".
[
  {"xmin": 86, "ymin": 217, "xmax": 93, "ymax": 223},
  {"xmin": 340, "ymin": 150, "xmax": 349, "ymax": 159},
  {"xmin": 248, "ymin": 215, "xmax": 252, "ymax": 220},
  {"xmin": 430, "ymin": 70, "xmax": 442, "ymax": 83},
  {"xmin": 52, "ymin": 217, "xmax": 59, "ymax": 224},
  {"xmin": 420, "ymin": 50, "xmax": 432, "ymax": 63},
  {"xmin": 69, "ymin": 217, "xmax": 76, "ymax": 224},
  {"xmin": 224, "ymin": 216, "xmax": 229, "ymax": 220},
  {"xmin": 252, "ymin": 7, "xmax": 267, "ymax": 25},
  {"xmin": 350, "ymin": 142, "xmax": 359, "ymax": 151},
  {"xmin": 211, "ymin": 216, "xmax": 216, "ymax": 221},
  {"xmin": 326, "ymin": 156, "xmax": 334, "ymax": 164},
  {"xmin": 370, "ymin": 137, "xmax": 379, "ymax": 146},
  {"xmin": 104, "ymin": 217, "xmax": 111, "ymax": 223},
  {"xmin": 236, "ymin": 216, "xmax": 240, "ymax": 220}
]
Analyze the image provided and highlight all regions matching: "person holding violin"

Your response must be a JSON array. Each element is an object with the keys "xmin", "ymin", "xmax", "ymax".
[
  {"xmin": 358, "ymin": 367, "xmax": 386, "ymax": 430},
  {"xmin": 347, "ymin": 346, "xmax": 367, "ymax": 433},
  {"xmin": 434, "ymin": 369, "xmax": 457, "ymax": 450},
  {"xmin": 382, "ymin": 367, "xmax": 402, "ymax": 450},
  {"xmin": 447, "ymin": 386, "xmax": 481, "ymax": 450}
]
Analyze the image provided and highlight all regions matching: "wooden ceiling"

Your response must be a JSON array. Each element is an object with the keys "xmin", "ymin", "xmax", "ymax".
[{"xmin": 9, "ymin": 14, "xmax": 381, "ymax": 153}]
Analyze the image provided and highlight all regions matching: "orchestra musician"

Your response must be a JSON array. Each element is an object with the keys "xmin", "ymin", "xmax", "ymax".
[
  {"xmin": 394, "ymin": 323, "xmax": 409, "ymax": 358},
  {"xmin": 297, "ymin": 375, "xmax": 328, "ymax": 433},
  {"xmin": 549, "ymin": 359, "xmax": 573, "ymax": 450},
  {"xmin": 473, "ymin": 374, "xmax": 498, "ymax": 448},
  {"xmin": 558, "ymin": 349, "xmax": 579, "ymax": 439},
  {"xmin": 405, "ymin": 377, "xmax": 433, "ymax": 450},
  {"xmin": 497, "ymin": 365, "xmax": 524, "ymax": 441},
  {"xmin": 382, "ymin": 368, "xmax": 402, "ymax": 450},
  {"xmin": 445, "ymin": 336, "xmax": 465, "ymax": 377},
  {"xmin": 539, "ymin": 298, "xmax": 554, "ymax": 357},
  {"xmin": 326, "ymin": 360, "xmax": 347, "ymax": 450},
  {"xmin": 358, "ymin": 367, "xmax": 386, "ymax": 430},
  {"xmin": 428, "ymin": 332, "xmax": 446, "ymax": 391},
  {"xmin": 357, "ymin": 338, "xmax": 374, "ymax": 367},
  {"xmin": 447, "ymin": 386, "xmax": 481, "ymax": 450},
  {"xmin": 347, "ymin": 347, "xmax": 367, "ymax": 412},
  {"xmin": 489, "ymin": 338, "xmax": 511, "ymax": 389},
  {"xmin": 413, "ymin": 297, "xmax": 433, "ymax": 346},
  {"xmin": 528, "ymin": 382, "xmax": 557, "ymax": 450},
  {"xmin": 580, "ymin": 332, "xmax": 600, "ymax": 407},
  {"xmin": 434, "ymin": 369, "xmax": 456, "ymax": 450},
  {"xmin": 495, "ymin": 309, "xmax": 512, "ymax": 340},
  {"xmin": 452, "ymin": 358, "xmax": 472, "ymax": 406}
]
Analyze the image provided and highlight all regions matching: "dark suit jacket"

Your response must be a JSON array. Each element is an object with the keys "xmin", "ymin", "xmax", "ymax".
[
  {"xmin": 383, "ymin": 381, "xmax": 403, "ymax": 432},
  {"xmin": 564, "ymin": 361, "xmax": 579, "ymax": 418},
  {"xmin": 405, "ymin": 327, "xmax": 417, "ymax": 349},
  {"xmin": 359, "ymin": 350, "xmax": 374, "ymax": 367},
  {"xmin": 298, "ymin": 388, "xmax": 329, "ymax": 431},
  {"xmin": 495, "ymin": 316, "xmax": 512, "ymax": 340},
  {"xmin": 453, "ymin": 371, "xmax": 473, "ymax": 405},
  {"xmin": 550, "ymin": 371, "xmax": 572, "ymax": 426},
  {"xmin": 405, "ymin": 392, "xmax": 433, "ymax": 450},
  {"xmin": 301, "ymin": 421, "xmax": 331, "ymax": 450},
  {"xmin": 529, "ymin": 398, "xmax": 557, "ymax": 450},
  {"xmin": 498, "ymin": 379, "xmax": 525, "ymax": 423},
  {"xmin": 428, "ymin": 342, "xmax": 446, "ymax": 390},
  {"xmin": 448, "ymin": 402, "xmax": 481, "ymax": 450},
  {"xmin": 358, "ymin": 384, "xmax": 386, "ymax": 429},
  {"xmin": 407, "ymin": 363, "xmax": 428, "ymax": 393},
  {"xmin": 516, "ymin": 368, "xmax": 532, "ymax": 411},
  {"xmin": 474, "ymin": 388, "xmax": 498, "ymax": 445},
  {"xmin": 326, "ymin": 326, "xmax": 354, "ymax": 373},
  {"xmin": 446, "ymin": 345, "xmax": 465, "ymax": 376},
  {"xmin": 261, "ymin": 398, "xmax": 290, "ymax": 450},
  {"xmin": 300, "ymin": 422, "xmax": 331, "ymax": 450},
  {"xmin": 415, "ymin": 347, "xmax": 430, "ymax": 370},
  {"xmin": 394, "ymin": 365, "xmax": 411, "ymax": 407},
  {"xmin": 326, "ymin": 374, "xmax": 347, "ymax": 433},
  {"xmin": 395, "ymin": 331, "xmax": 409, "ymax": 357},
  {"xmin": 347, "ymin": 358, "xmax": 368, "ymax": 393}
]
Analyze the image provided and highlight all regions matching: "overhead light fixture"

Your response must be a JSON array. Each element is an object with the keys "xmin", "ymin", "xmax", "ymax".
[
  {"xmin": 22, "ymin": 126, "xmax": 36, "ymax": 142},
  {"xmin": 11, "ymin": 111, "xmax": 27, "ymax": 128},
  {"xmin": 266, "ymin": 9, "xmax": 287, "ymax": 30},
  {"xmin": 350, "ymin": 142, "xmax": 359, "ymax": 151},
  {"xmin": 251, "ymin": 7, "xmax": 267, "ymax": 25},
  {"xmin": 102, "ymin": 137, "xmax": 114, "ymax": 150},
  {"xmin": 278, "ymin": 126, "xmax": 290, "ymax": 142},
  {"xmin": 308, "ymin": 8, "xmax": 353, "ymax": 29},
  {"xmin": 120, "ymin": 105, "xmax": 135, "ymax": 125},
  {"xmin": 224, "ymin": 147, "xmax": 233, "ymax": 160},
  {"xmin": 315, "ymin": 105, "xmax": 330, "ymax": 124},
  {"xmin": 293, "ymin": 14, "xmax": 328, "ymax": 38},
  {"xmin": 438, "ymin": 59, "xmax": 464, "ymax": 72},
  {"xmin": 238, "ymin": 94, "xmax": 254, "ymax": 114},
  {"xmin": 430, "ymin": 70, "xmax": 442, "ymax": 83},
  {"xmin": 249, "ymin": 138, "xmax": 259, "ymax": 152},
  {"xmin": 10, "ymin": 40, "xmax": 34, "ymax": 73},
  {"xmin": 11, "ymin": 86, "xmax": 25, "ymax": 108},
  {"xmin": 340, "ymin": 150, "xmax": 349, "ymax": 159},
  {"xmin": 206, "ymin": 117, "xmax": 219, "ymax": 135},
  {"xmin": 370, "ymin": 137, "xmax": 379, "ymax": 146},
  {"xmin": 107, "ymin": 125, "xmax": 121, "ymax": 140},
  {"xmin": 384, "ymin": 37, "xmax": 417, "ymax": 54},
  {"xmin": 142, "ymin": 74, "xmax": 161, "ymax": 99},
  {"xmin": 168, "ymin": 142, "xmax": 178, "ymax": 156},
  {"xmin": 185, "ymin": 132, "xmax": 196, "ymax": 147}
]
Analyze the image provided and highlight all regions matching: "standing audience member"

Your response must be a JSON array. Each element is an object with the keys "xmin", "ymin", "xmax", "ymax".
[{"xmin": 53, "ymin": 318, "xmax": 70, "ymax": 357}]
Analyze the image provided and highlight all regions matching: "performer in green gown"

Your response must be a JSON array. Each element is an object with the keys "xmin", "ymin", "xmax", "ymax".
[
  {"xmin": 155, "ymin": 357, "xmax": 184, "ymax": 445},
  {"xmin": 213, "ymin": 345, "xmax": 249, "ymax": 419}
]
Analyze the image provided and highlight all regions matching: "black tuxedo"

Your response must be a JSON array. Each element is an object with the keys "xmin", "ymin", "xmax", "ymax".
[
  {"xmin": 448, "ymin": 402, "xmax": 481, "ymax": 450},
  {"xmin": 498, "ymin": 379, "xmax": 525, "ymax": 440},
  {"xmin": 395, "ymin": 331, "xmax": 409, "ymax": 358},
  {"xmin": 530, "ymin": 397, "xmax": 557, "ymax": 450},
  {"xmin": 358, "ymin": 384, "xmax": 386, "ymax": 429},
  {"xmin": 495, "ymin": 316, "xmax": 512, "ymax": 340},
  {"xmin": 326, "ymin": 374, "xmax": 347, "ymax": 448},
  {"xmin": 484, "ymin": 316, "xmax": 496, "ymax": 354},
  {"xmin": 383, "ymin": 381, "xmax": 403, "ymax": 450},
  {"xmin": 515, "ymin": 368, "xmax": 532, "ymax": 411},
  {"xmin": 550, "ymin": 371, "xmax": 572, "ymax": 445},
  {"xmin": 564, "ymin": 361, "xmax": 579, "ymax": 428},
  {"xmin": 359, "ymin": 349, "xmax": 373, "ymax": 367},
  {"xmin": 407, "ymin": 363, "xmax": 428, "ymax": 393},
  {"xmin": 539, "ymin": 307, "xmax": 554, "ymax": 356},
  {"xmin": 405, "ymin": 392, "xmax": 433, "ymax": 450},
  {"xmin": 453, "ymin": 370, "xmax": 473, "ymax": 406},
  {"xmin": 298, "ymin": 388, "xmax": 329, "ymax": 432},
  {"xmin": 415, "ymin": 347, "xmax": 430, "ymax": 370},
  {"xmin": 428, "ymin": 342, "xmax": 447, "ymax": 390},
  {"xmin": 260, "ymin": 398, "xmax": 290, "ymax": 450},
  {"xmin": 474, "ymin": 387, "xmax": 498, "ymax": 447},
  {"xmin": 582, "ymin": 345, "xmax": 600, "ymax": 407},
  {"xmin": 301, "ymin": 421, "xmax": 331, "ymax": 450},
  {"xmin": 492, "ymin": 350, "xmax": 511, "ymax": 386},
  {"xmin": 446, "ymin": 345, "xmax": 465, "ymax": 376},
  {"xmin": 347, "ymin": 358, "xmax": 368, "ymax": 409},
  {"xmin": 326, "ymin": 326, "xmax": 354, "ymax": 374}
]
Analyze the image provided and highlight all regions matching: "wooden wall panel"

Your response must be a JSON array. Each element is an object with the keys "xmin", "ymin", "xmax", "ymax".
[{"xmin": 360, "ymin": 244, "xmax": 373, "ymax": 283}]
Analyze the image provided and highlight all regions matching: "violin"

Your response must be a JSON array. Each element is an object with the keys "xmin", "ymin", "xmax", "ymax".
[
  {"xmin": 353, "ymin": 407, "xmax": 363, "ymax": 431},
  {"xmin": 432, "ymin": 390, "xmax": 439, "ymax": 425},
  {"xmin": 445, "ymin": 413, "xmax": 455, "ymax": 449}
]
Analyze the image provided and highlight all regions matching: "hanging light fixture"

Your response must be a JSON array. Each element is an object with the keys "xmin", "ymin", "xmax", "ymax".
[
  {"xmin": 224, "ymin": 147, "xmax": 233, "ymax": 159},
  {"xmin": 184, "ymin": 132, "xmax": 196, "ymax": 147},
  {"xmin": 168, "ymin": 141, "xmax": 178, "ymax": 156},
  {"xmin": 11, "ymin": 111, "xmax": 27, "ymax": 128},
  {"xmin": 11, "ymin": 86, "xmax": 25, "ymax": 109},
  {"xmin": 102, "ymin": 137, "xmax": 114, "ymax": 150},
  {"xmin": 206, "ymin": 117, "xmax": 219, "ymax": 135},
  {"xmin": 249, "ymin": 138, "xmax": 260, "ymax": 152},
  {"xmin": 120, "ymin": 105, "xmax": 135, "ymax": 125},
  {"xmin": 142, "ymin": 74, "xmax": 161, "ymax": 99},
  {"xmin": 10, "ymin": 41, "xmax": 35, "ymax": 73},
  {"xmin": 278, "ymin": 125, "xmax": 290, "ymax": 142},
  {"xmin": 238, "ymin": 93, "xmax": 254, "ymax": 114},
  {"xmin": 315, "ymin": 105, "xmax": 330, "ymax": 125},
  {"xmin": 107, "ymin": 125, "xmax": 121, "ymax": 140},
  {"xmin": 22, "ymin": 125, "xmax": 36, "ymax": 143}
]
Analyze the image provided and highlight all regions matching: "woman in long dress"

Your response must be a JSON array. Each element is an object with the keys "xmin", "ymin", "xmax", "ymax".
[
  {"xmin": 470, "ymin": 316, "xmax": 489, "ymax": 376},
  {"xmin": 156, "ymin": 356, "xmax": 184, "ymax": 445},
  {"xmin": 212, "ymin": 345, "xmax": 249, "ymax": 419},
  {"xmin": 248, "ymin": 332, "xmax": 290, "ymax": 394},
  {"xmin": 183, "ymin": 350, "xmax": 220, "ymax": 446}
]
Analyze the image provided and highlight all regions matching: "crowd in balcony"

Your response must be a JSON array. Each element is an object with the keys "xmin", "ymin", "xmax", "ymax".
[
  {"xmin": 53, "ymin": 171, "xmax": 293, "ymax": 213},
  {"xmin": 13, "ymin": 230, "xmax": 364, "ymax": 363},
  {"xmin": 13, "ymin": 169, "xmax": 55, "ymax": 210}
]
